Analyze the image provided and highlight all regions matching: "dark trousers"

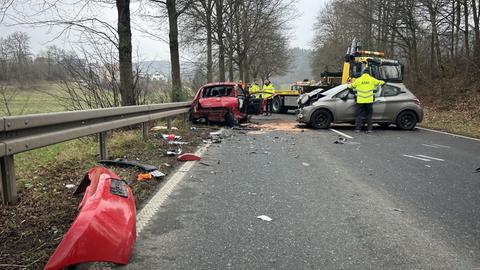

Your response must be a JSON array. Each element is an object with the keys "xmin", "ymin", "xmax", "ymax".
[
  {"xmin": 355, "ymin": 103, "xmax": 373, "ymax": 131},
  {"xmin": 265, "ymin": 99, "xmax": 273, "ymax": 114}
]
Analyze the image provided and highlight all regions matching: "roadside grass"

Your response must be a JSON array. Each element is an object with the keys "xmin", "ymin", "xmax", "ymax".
[
  {"xmin": 1, "ymin": 117, "xmax": 216, "ymax": 269},
  {"xmin": 419, "ymin": 95, "xmax": 480, "ymax": 139}
]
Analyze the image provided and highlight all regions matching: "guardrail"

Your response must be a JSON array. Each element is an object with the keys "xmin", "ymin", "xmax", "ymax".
[{"xmin": 0, "ymin": 101, "xmax": 192, "ymax": 204}]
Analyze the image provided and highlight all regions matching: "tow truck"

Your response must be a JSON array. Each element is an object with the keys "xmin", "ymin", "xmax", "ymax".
[{"xmin": 271, "ymin": 80, "xmax": 323, "ymax": 113}]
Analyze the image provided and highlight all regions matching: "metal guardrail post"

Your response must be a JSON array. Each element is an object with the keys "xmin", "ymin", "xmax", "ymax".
[
  {"xmin": 167, "ymin": 117, "xmax": 172, "ymax": 130},
  {"xmin": 142, "ymin": 122, "xmax": 148, "ymax": 141},
  {"xmin": 1, "ymin": 155, "xmax": 17, "ymax": 205},
  {"xmin": 99, "ymin": 132, "xmax": 107, "ymax": 160}
]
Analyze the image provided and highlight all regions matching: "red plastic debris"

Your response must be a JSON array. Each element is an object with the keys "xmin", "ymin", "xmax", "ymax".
[
  {"xmin": 177, "ymin": 153, "xmax": 201, "ymax": 161},
  {"xmin": 44, "ymin": 167, "xmax": 136, "ymax": 269}
]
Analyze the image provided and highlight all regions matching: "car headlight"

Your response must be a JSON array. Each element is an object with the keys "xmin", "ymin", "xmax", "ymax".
[{"xmin": 299, "ymin": 94, "xmax": 309, "ymax": 105}]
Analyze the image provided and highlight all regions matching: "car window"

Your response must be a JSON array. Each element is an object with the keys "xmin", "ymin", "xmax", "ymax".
[
  {"xmin": 203, "ymin": 86, "xmax": 234, "ymax": 97},
  {"xmin": 236, "ymin": 86, "xmax": 244, "ymax": 97},
  {"xmin": 382, "ymin": 84, "xmax": 401, "ymax": 97},
  {"xmin": 335, "ymin": 89, "xmax": 354, "ymax": 99}
]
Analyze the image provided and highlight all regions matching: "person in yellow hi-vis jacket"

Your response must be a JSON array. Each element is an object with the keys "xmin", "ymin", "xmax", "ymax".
[
  {"xmin": 347, "ymin": 68, "xmax": 385, "ymax": 133},
  {"xmin": 249, "ymin": 79, "xmax": 260, "ymax": 95},
  {"xmin": 262, "ymin": 79, "xmax": 275, "ymax": 116}
]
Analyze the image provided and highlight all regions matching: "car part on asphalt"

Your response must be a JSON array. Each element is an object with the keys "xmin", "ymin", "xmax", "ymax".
[
  {"xmin": 99, "ymin": 158, "xmax": 158, "ymax": 172},
  {"xmin": 167, "ymin": 148, "xmax": 183, "ymax": 156},
  {"xmin": 177, "ymin": 153, "xmax": 202, "ymax": 161},
  {"xmin": 45, "ymin": 167, "xmax": 136, "ymax": 269},
  {"xmin": 137, "ymin": 172, "xmax": 153, "ymax": 181},
  {"xmin": 257, "ymin": 215, "xmax": 273, "ymax": 221}
]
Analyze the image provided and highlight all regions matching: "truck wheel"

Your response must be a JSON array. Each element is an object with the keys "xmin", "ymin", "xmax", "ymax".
[
  {"xmin": 310, "ymin": 109, "xmax": 332, "ymax": 129},
  {"xmin": 272, "ymin": 96, "xmax": 282, "ymax": 113},
  {"xmin": 279, "ymin": 107, "xmax": 289, "ymax": 114}
]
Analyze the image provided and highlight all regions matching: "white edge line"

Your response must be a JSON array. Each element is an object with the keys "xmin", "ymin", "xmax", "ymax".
[
  {"xmin": 330, "ymin": 128, "xmax": 354, "ymax": 139},
  {"xmin": 417, "ymin": 127, "xmax": 480, "ymax": 142},
  {"xmin": 416, "ymin": 154, "xmax": 445, "ymax": 161},
  {"xmin": 402, "ymin": 154, "xmax": 431, "ymax": 162},
  {"xmin": 136, "ymin": 140, "xmax": 213, "ymax": 236}
]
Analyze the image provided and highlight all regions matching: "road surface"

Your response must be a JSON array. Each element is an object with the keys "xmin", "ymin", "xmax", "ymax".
[{"xmin": 121, "ymin": 113, "xmax": 480, "ymax": 269}]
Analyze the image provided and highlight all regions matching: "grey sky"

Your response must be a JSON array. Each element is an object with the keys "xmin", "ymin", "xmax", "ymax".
[{"xmin": 0, "ymin": 0, "xmax": 326, "ymax": 60}]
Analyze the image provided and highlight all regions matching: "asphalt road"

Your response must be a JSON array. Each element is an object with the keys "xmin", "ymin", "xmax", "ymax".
[{"xmin": 121, "ymin": 113, "xmax": 480, "ymax": 270}]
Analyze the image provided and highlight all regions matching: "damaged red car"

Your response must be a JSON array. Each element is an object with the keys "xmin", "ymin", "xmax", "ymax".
[{"xmin": 190, "ymin": 82, "xmax": 264, "ymax": 126}]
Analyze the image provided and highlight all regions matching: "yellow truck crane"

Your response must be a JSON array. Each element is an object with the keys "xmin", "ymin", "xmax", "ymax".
[{"xmin": 271, "ymin": 80, "xmax": 322, "ymax": 113}]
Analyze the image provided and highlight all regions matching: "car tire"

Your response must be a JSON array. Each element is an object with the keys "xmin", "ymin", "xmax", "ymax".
[
  {"xmin": 379, "ymin": 123, "xmax": 391, "ymax": 128},
  {"xmin": 395, "ymin": 111, "xmax": 417, "ymax": 130},
  {"xmin": 225, "ymin": 111, "xmax": 235, "ymax": 127},
  {"xmin": 310, "ymin": 109, "xmax": 332, "ymax": 129},
  {"xmin": 279, "ymin": 107, "xmax": 289, "ymax": 114},
  {"xmin": 272, "ymin": 96, "xmax": 282, "ymax": 113}
]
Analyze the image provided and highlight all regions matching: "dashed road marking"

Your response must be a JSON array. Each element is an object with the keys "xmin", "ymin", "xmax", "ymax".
[
  {"xmin": 402, "ymin": 154, "xmax": 431, "ymax": 162},
  {"xmin": 416, "ymin": 154, "xmax": 445, "ymax": 161},
  {"xmin": 330, "ymin": 128, "xmax": 353, "ymax": 139},
  {"xmin": 417, "ymin": 127, "xmax": 480, "ymax": 142},
  {"xmin": 422, "ymin": 144, "xmax": 440, "ymax": 148}
]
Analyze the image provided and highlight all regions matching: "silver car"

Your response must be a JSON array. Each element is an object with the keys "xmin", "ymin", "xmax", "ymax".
[{"xmin": 296, "ymin": 83, "xmax": 423, "ymax": 130}]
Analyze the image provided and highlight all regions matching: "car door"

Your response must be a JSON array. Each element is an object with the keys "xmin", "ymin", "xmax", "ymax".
[
  {"xmin": 381, "ymin": 84, "xmax": 405, "ymax": 122},
  {"xmin": 334, "ymin": 88, "xmax": 357, "ymax": 122},
  {"xmin": 372, "ymin": 86, "xmax": 386, "ymax": 120}
]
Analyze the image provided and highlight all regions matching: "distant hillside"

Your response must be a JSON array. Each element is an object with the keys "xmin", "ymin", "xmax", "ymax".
[
  {"xmin": 137, "ymin": 60, "xmax": 197, "ymax": 80},
  {"xmin": 271, "ymin": 48, "xmax": 314, "ymax": 84}
]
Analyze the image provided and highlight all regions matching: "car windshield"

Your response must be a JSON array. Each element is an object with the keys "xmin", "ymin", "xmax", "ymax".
[
  {"xmin": 203, "ymin": 86, "xmax": 234, "ymax": 97},
  {"xmin": 321, "ymin": 84, "xmax": 348, "ymax": 96}
]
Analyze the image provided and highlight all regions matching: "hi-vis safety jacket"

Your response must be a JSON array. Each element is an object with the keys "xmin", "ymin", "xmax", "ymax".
[
  {"xmin": 249, "ymin": 83, "xmax": 260, "ymax": 94},
  {"xmin": 261, "ymin": 83, "xmax": 275, "ymax": 99},
  {"xmin": 348, "ymin": 74, "xmax": 385, "ymax": 104}
]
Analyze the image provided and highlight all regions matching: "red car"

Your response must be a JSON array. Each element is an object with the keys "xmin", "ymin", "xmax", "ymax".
[{"xmin": 190, "ymin": 82, "xmax": 264, "ymax": 126}]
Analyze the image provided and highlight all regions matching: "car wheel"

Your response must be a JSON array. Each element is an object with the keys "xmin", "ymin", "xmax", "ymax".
[
  {"xmin": 272, "ymin": 96, "xmax": 282, "ymax": 113},
  {"xmin": 225, "ymin": 111, "xmax": 235, "ymax": 127},
  {"xmin": 395, "ymin": 111, "xmax": 417, "ymax": 130},
  {"xmin": 310, "ymin": 109, "xmax": 332, "ymax": 129},
  {"xmin": 379, "ymin": 123, "xmax": 391, "ymax": 128}
]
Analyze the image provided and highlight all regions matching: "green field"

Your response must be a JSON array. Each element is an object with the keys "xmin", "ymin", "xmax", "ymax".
[{"xmin": 0, "ymin": 82, "xmax": 67, "ymax": 116}]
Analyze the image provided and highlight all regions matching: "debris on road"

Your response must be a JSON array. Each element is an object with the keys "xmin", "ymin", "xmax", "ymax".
[
  {"xmin": 302, "ymin": 162, "xmax": 310, "ymax": 167},
  {"xmin": 177, "ymin": 153, "xmax": 202, "ymax": 161},
  {"xmin": 167, "ymin": 148, "xmax": 183, "ymax": 156},
  {"xmin": 209, "ymin": 131, "xmax": 222, "ymax": 143},
  {"xmin": 393, "ymin": 208, "xmax": 404, "ymax": 213},
  {"xmin": 137, "ymin": 173, "xmax": 153, "ymax": 181},
  {"xmin": 334, "ymin": 137, "xmax": 347, "ymax": 144},
  {"xmin": 99, "ymin": 158, "xmax": 157, "ymax": 172},
  {"xmin": 199, "ymin": 161, "xmax": 212, "ymax": 166},
  {"xmin": 65, "ymin": 184, "xmax": 75, "ymax": 189},
  {"xmin": 151, "ymin": 126, "xmax": 178, "ymax": 131},
  {"xmin": 46, "ymin": 167, "xmax": 136, "ymax": 269},
  {"xmin": 257, "ymin": 215, "xmax": 273, "ymax": 222},
  {"xmin": 474, "ymin": 167, "xmax": 480, "ymax": 173},
  {"xmin": 150, "ymin": 170, "xmax": 166, "ymax": 178}
]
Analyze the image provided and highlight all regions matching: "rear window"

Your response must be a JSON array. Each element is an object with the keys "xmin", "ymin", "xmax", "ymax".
[{"xmin": 203, "ymin": 86, "xmax": 234, "ymax": 97}]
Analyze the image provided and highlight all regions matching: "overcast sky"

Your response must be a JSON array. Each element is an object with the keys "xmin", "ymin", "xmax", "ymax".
[{"xmin": 0, "ymin": 0, "xmax": 326, "ymax": 61}]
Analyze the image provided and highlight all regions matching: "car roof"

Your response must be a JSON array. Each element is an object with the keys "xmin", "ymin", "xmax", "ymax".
[{"xmin": 202, "ymin": 82, "xmax": 238, "ymax": 87}]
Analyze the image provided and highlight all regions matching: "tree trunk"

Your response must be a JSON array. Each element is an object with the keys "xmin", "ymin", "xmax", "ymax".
[
  {"xmin": 116, "ymin": 0, "xmax": 135, "ymax": 106},
  {"xmin": 216, "ymin": 0, "xmax": 225, "ymax": 81},
  {"xmin": 206, "ymin": 0, "xmax": 213, "ymax": 82},
  {"xmin": 464, "ymin": 0, "xmax": 470, "ymax": 58},
  {"xmin": 167, "ymin": 0, "xmax": 182, "ymax": 102},
  {"xmin": 228, "ymin": 50, "xmax": 234, "ymax": 81},
  {"xmin": 472, "ymin": 0, "xmax": 480, "ymax": 60}
]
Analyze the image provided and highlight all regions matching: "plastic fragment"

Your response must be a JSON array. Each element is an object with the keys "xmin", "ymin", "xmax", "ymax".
[
  {"xmin": 257, "ymin": 215, "xmax": 273, "ymax": 221},
  {"xmin": 177, "ymin": 153, "xmax": 201, "ymax": 161}
]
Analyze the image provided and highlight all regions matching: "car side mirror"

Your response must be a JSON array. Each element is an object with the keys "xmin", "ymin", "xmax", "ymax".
[{"xmin": 340, "ymin": 95, "xmax": 349, "ymax": 101}]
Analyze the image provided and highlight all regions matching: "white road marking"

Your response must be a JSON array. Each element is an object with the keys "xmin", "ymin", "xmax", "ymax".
[
  {"xmin": 330, "ymin": 128, "xmax": 354, "ymax": 139},
  {"xmin": 402, "ymin": 154, "xmax": 431, "ymax": 162},
  {"xmin": 417, "ymin": 127, "xmax": 480, "ymax": 142},
  {"xmin": 416, "ymin": 154, "xmax": 445, "ymax": 161},
  {"xmin": 421, "ymin": 144, "xmax": 440, "ymax": 148},
  {"xmin": 432, "ymin": 143, "xmax": 451, "ymax": 149}
]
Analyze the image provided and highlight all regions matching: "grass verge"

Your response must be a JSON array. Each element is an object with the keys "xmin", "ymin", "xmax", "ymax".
[{"xmin": 0, "ymin": 118, "xmax": 217, "ymax": 269}]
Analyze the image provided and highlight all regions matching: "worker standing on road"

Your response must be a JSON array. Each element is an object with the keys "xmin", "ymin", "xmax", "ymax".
[
  {"xmin": 347, "ymin": 67, "xmax": 385, "ymax": 133},
  {"xmin": 262, "ymin": 79, "xmax": 275, "ymax": 116},
  {"xmin": 249, "ymin": 79, "xmax": 260, "ymax": 96}
]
